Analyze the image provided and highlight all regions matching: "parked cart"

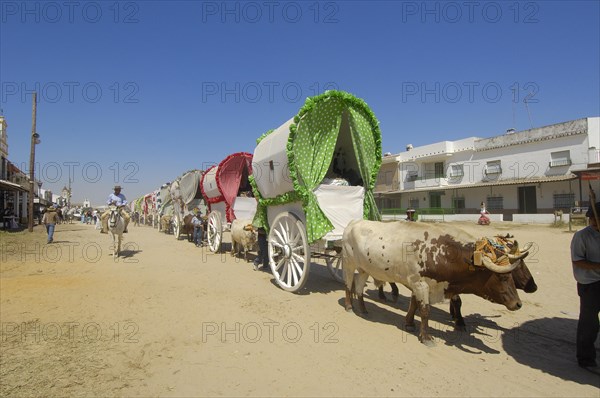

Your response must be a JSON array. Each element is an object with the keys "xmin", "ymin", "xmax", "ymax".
[
  {"xmin": 251, "ymin": 91, "xmax": 382, "ymax": 292},
  {"xmin": 170, "ymin": 170, "xmax": 206, "ymax": 239},
  {"xmin": 201, "ymin": 152, "xmax": 257, "ymax": 252}
]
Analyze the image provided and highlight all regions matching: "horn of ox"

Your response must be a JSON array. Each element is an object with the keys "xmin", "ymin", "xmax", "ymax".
[
  {"xmin": 506, "ymin": 240, "xmax": 532, "ymax": 261},
  {"xmin": 520, "ymin": 242, "xmax": 533, "ymax": 252},
  {"xmin": 481, "ymin": 255, "xmax": 522, "ymax": 273}
]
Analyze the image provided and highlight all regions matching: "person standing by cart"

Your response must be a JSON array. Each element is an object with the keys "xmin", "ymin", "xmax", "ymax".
[
  {"xmin": 570, "ymin": 201, "xmax": 600, "ymax": 371},
  {"xmin": 191, "ymin": 208, "xmax": 204, "ymax": 247},
  {"xmin": 253, "ymin": 227, "xmax": 269, "ymax": 271}
]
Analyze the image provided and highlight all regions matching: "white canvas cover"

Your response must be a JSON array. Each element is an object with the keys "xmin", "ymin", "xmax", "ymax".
[
  {"xmin": 180, "ymin": 170, "xmax": 202, "ymax": 204},
  {"xmin": 169, "ymin": 179, "xmax": 182, "ymax": 215},
  {"xmin": 161, "ymin": 202, "xmax": 174, "ymax": 216},
  {"xmin": 202, "ymin": 167, "xmax": 220, "ymax": 200},
  {"xmin": 313, "ymin": 185, "xmax": 365, "ymax": 241},
  {"xmin": 252, "ymin": 118, "xmax": 295, "ymax": 198},
  {"xmin": 232, "ymin": 197, "xmax": 257, "ymax": 221}
]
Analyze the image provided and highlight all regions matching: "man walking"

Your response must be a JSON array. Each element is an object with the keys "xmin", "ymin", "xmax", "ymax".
[{"xmin": 42, "ymin": 205, "xmax": 59, "ymax": 244}]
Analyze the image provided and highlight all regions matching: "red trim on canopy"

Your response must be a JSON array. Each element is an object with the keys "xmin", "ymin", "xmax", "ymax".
[
  {"xmin": 216, "ymin": 152, "xmax": 253, "ymax": 222},
  {"xmin": 200, "ymin": 153, "xmax": 253, "ymax": 222}
]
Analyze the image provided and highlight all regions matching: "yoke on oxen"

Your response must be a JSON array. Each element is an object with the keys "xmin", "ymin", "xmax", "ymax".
[{"xmin": 473, "ymin": 234, "xmax": 533, "ymax": 268}]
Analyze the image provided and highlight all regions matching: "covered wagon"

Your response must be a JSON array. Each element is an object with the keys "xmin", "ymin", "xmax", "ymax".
[
  {"xmin": 142, "ymin": 191, "xmax": 157, "ymax": 227},
  {"xmin": 200, "ymin": 152, "xmax": 257, "ymax": 252},
  {"xmin": 251, "ymin": 90, "xmax": 382, "ymax": 292},
  {"xmin": 157, "ymin": 183, "xmax": 174, "ymax": 233},
  {"xmin": 169, "ymin": 169, "xmax": 206, "ymax": 239}
]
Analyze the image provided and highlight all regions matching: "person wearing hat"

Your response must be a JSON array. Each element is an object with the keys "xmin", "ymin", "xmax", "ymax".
[
  {"xmin": 42, "ymin": 205, "xmax": 59, "ymax": 243},
  {"xmin": 100, "ymin": 185, "xmax": 130, "ymax": 233},
  {"xmin": 570, "ymin": 201, "xmax": 600, "ymax": 370},
  {"xmin": 191, "ymin": 208, "xmax": 204, "ymax": 247}
]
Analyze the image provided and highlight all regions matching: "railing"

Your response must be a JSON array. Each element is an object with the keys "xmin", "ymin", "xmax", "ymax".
[
  {"xmin": 484, "ymin": 168, "xmax": 502, "ymax": 175},
  {"xmin": 549, "ymin": 159, "xmax": 572, "ymax": 167},
  {"xmin": 569, "ymin": 206, "xmax": 589, "ymax": 232}
]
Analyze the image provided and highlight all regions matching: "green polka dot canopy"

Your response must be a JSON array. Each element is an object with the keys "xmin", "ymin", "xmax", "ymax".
[{"xmin": 251, "ymin": 90, "xmax": 382, "ymax": 243}]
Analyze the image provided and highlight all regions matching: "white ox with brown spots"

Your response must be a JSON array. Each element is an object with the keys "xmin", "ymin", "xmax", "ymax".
[{"xmin": 342, "ymin": 220, "xmax": 528, "ymax": 345}]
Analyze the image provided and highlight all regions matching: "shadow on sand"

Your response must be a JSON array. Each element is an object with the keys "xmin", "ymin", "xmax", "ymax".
[{"xmin": 501, "ymin": 317, "xmax": 600, "ymax": 385}]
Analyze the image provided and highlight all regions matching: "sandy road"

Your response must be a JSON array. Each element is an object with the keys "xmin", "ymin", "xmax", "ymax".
[{"xmin": 1, "ymin": 221, "xmax": 598, "ymax": 397}]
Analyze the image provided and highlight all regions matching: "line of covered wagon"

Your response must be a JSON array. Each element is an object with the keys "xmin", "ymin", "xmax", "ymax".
[
  {"xmin": 130, "ymin": 90, "xmax": 382, "ymax": 293},
  {"xmin": 127, "ymin": 90, "xmax": 537, "ymax": 346}
]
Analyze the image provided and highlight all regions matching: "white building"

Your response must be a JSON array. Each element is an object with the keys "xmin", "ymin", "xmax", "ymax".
[{"xmin": 375, "ymin": 117, "xmax": 600, "ymax": 222}]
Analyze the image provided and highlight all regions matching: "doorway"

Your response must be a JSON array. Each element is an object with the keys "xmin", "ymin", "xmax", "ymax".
[{"xmin": 518, "ymin": 186, "xmax": 537, "ymax": 213}]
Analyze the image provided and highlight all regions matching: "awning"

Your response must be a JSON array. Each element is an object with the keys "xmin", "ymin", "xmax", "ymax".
[
  {"xmin": 571, "ymin": 167, "xmax": 600, "ymax": 181},
  {"xmin": 0, "ymin": 179, "xmax": 29, "ymax": 192},
  {"xmin": 381, "ymin": 174, "xmax": 577, "ymax": 195}
]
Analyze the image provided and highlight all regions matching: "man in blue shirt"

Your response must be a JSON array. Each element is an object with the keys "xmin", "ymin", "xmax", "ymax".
[
  {"xmin": 191, "ymin": 208, "xmax": 204, "ymax": 247},
  {"xmin": 101, "ymin": 185, "xmax": 131, "ymax": 233},
  {"xmin": 570, "ymin": 201, "xmax": 600, "ymax": 370}
]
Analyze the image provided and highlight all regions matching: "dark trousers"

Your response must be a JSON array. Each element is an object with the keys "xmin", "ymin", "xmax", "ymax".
[
  {"xmin": 577, "ymin": 280, "xmax": 600, "ymax": 365},
  {"xmin": 193, "ymin": 226, "xmax": 204, "ymax": 245},
  {"xmin": 255, "ymin": 230, "xmax": 268, "ymax": 267}
]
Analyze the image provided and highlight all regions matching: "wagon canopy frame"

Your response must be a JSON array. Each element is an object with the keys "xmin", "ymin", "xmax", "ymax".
[
  {"xmin": 158, "ymin": 183, "xmax": 174, "ymax": 217},
  {"xmin": 251, "ymin": 90, "xmax": 382, "ymax": 243},
  {"xmin": 200, "ymin": 152, "xmax": 254, "ymax": 223},
  {"xmin": 170, "ymin": 169, "xmax": 205, "ymax": 215}
]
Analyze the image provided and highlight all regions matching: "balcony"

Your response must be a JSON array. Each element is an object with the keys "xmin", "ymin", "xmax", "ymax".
[
  {"xmin": 484, "ymin": 167, "xmax": 502, "ymax": 176},
  {"xmin": 549, "ymin": 159, "xmax": 572, "ymax": 168},
  {"xmin": 403, "ymin": 174, "xmax": 449, "ymax": 190}
]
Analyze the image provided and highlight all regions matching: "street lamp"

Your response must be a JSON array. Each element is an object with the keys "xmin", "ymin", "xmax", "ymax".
[{"xmin": 28, "ymin": 93, "xmax": 39, "ymax": 232}]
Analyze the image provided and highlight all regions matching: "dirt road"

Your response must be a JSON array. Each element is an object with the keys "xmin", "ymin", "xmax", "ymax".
[{"xmin": 1, "ymin": 221, "xmax": 598, "ymax": 397}]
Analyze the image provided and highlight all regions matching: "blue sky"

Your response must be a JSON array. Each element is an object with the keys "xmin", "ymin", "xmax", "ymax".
[{"xmin": 1, "ymin": 0, "xmax": 599, "ymax": 204}]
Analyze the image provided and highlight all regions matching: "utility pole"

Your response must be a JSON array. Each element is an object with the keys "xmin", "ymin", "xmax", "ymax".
[
  {"xmin": 68, "ymin": 176, "xmax": 71, "ymax": 207},
  {"xmin": 28, "ymin": 93, "xmax": 37, "ymax": 232}
]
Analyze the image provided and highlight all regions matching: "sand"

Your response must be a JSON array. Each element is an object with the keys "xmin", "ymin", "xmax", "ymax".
[{"xmin": 1, "ymin": 220, "xmax": 598, "ymax": 397}]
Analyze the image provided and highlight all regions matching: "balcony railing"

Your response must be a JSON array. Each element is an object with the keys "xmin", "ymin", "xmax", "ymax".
[
  {"xmin": 549, "ymin": 159, "xmax": 572, "ymax": 168},
  {"xmin": 484, "ymin": 167, "xmax": 502, "ymax": 175}
]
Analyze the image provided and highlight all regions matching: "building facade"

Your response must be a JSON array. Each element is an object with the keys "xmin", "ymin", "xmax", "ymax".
[{"xmin": 375, "ymin": 117, "xmax": 600, "ymax": 221}]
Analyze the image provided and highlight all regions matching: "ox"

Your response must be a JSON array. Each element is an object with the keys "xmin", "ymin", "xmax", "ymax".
[
  {"xmin": 160, "ymin": 215, "xmax": 173, "ymax": 234},
  {"xmin": 342, "ymin": 220, "xmax": 527, "ymax": 345},
  {"xmin": 380, "ymin": 238, "xmax": 537, "ymax": 330},
  {"xmin": 230, "ymin": 219, "xmax": 257, "ymax": 262},
  {"xmin": 180, "ymin": 214, "xmax": 195, "ymax": 242}
]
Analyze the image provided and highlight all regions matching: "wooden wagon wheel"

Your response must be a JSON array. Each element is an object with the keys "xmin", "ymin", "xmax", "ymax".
[
  {"xmin": 173, "ymin": 214, "xmax": 181, "ymax": 240},
  {"xmin": 207, "ymin": 211, "xmax": 223, "ymax": 253},
  {"xmin": 268, "ymin": 212, "xmax": 310, "ymax": 292},
  {"xmin": 326, "ymin": 256, "xmax": 344, "ymax": 284}
]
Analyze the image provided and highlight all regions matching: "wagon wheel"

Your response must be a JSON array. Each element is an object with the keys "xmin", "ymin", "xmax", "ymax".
[
  {"xmin": 268, "ymin": 212, "xmax": 310, "ymax": 292},
  {"xmin": 173, "ymin": 214, "xmax": 181, "ymax": 240},
  {"xmin": 207, "ymin": 211, "xmax": 223, "ymax": 253},
  {"xmin": 326, "ymin": 256, "xmax": 344, "ymax": 284}
]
